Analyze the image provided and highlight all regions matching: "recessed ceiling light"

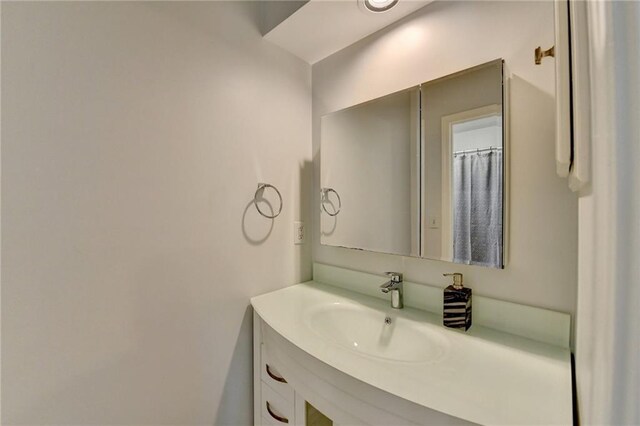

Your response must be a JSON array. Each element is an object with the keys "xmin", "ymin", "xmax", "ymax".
[{"xmin": 363, "ymin": 0, "xmax": 399, "ymax": 13}]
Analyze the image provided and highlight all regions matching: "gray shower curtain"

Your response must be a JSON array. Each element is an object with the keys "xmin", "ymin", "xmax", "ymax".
[{"xmin": 453, "ymin": 150, "xmax": 503, "ymax": 268}]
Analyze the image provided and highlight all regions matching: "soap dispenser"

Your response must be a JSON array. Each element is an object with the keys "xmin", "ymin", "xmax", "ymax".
[{"xmin": 443, "ymin": 273, "xmax": 472, "ymax": 331}]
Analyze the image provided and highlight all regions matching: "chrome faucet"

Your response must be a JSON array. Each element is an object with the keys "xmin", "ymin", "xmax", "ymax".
[{"xmin": 380, "ymin": 272, "xmax": 403, "ymax": 309}]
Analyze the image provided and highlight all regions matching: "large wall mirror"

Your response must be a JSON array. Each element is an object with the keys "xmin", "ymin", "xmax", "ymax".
[{"xmin": 320, "ymin": 60, "xmax": 506, "ymax": 268}]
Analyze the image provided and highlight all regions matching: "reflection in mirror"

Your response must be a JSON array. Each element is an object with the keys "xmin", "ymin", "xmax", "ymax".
[
  {"xmin": 422, "ymin": 60, "xmax": 504, "ymax": 267},
  {"xmin": 321, "ymin": 87, "xmax": 421, "ymax": 257},
  {"xmin": 451, "ymin": 110, "xmax": 503, "ymax": 266},
  {"xmin": 320, "ymin": 60, "xmax": 505, "ymax": 268}
]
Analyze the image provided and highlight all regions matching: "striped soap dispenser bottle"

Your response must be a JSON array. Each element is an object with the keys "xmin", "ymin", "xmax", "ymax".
[{"xmin": 443, "ymin": 273, "xmax": 472, "ymax": 331}]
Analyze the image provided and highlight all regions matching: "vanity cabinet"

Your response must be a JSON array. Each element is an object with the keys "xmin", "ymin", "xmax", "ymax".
[
  {"xmin": 251, "ymin": 275, "xmax": 573, "ymax": 426},
  {"xmin": 257, "ymin": 343, "xmax": 297, "ymax": 425},
  {"xmin": 253, "ymin": 311, "xmax": 472, "ymax": 426},
  {"xmin": 255, "ymin": 317, "xmax": 335, "ymax": 426}
]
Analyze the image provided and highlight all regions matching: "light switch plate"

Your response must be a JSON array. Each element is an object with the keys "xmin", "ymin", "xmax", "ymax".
[
  {"xmin": 428, "ymin": 216, "xmax": 440, "ymax": 229},
  {"xmin": 294, "ymin": 221, "xmax": 305, "ymax": 244}
]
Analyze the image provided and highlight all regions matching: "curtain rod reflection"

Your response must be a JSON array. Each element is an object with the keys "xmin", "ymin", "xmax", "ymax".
[{"xmin": 453, "ymin": 146, "xmax": 502, "ymax": 156}]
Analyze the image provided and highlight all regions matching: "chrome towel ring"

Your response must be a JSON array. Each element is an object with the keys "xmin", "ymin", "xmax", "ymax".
[
  {"xmin": 321, "ymin": 187, "xmax": 341, "ymax": 217},
  {"xmin": 254, "ymin": 183, "xmax": 283, "ymax": 219}
]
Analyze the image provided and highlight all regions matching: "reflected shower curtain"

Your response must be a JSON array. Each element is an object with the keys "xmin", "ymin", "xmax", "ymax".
[{"xmin": 453, "ymin": 151, "xmax": 503, "ymax": 268}]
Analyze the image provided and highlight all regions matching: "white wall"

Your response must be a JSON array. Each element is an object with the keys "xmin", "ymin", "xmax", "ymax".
[
  {"xmin": 1, "ymin": 2, "xmax": 311, "ymax": 425},
  {"xmin": 260, "ymin": 0, "xmax": 309, "ymax": 35},
  {"xmin": 312, "ymin": 1, "xmax": 578, "ymax": 318},
  {"xmin": 453, "ymin": 122, "xmax": 502, "ymax": 152}
]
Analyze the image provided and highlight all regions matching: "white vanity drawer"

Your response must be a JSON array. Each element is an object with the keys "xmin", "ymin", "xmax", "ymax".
[
  {"xmin": 261, "ymin": 381, "xmax": 295, "ymax": 425},
  {"xmin": 261, "ymin": 344, "xmax": 295, "ymax": 402}
]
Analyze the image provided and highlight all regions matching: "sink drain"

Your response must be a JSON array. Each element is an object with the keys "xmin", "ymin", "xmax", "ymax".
[{"xmin": 384, "ymin": 316, "xmax": 392, "ymax": 325}]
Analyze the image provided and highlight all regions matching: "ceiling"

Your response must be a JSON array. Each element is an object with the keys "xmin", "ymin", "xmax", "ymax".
[{"xmin": 264, "ymin": 0, "xmax": 433, "ymax": 64}]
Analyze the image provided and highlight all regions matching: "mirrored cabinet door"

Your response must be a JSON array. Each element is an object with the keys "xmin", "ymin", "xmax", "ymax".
[
  {"xmin": 422, "ymin": 60, "xmax": 504, "ymax": 268},
  {"xmin": 321, "ymin": 87, "xmax": 421, "ymax": 257},
  {"xmin": 320, "ymin": 60, "xmax": 506, "ymax": 268}
]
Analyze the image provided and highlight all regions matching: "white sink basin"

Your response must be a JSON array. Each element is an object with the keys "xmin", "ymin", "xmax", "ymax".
[{"xmin": 305, "ymin": 302, "xmax": 449, "ymax": 363}]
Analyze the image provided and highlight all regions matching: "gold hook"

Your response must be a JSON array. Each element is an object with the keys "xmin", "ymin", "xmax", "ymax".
[{"xmin": 535, "ymin": 45, "xmax": 555, "ymax": 65}]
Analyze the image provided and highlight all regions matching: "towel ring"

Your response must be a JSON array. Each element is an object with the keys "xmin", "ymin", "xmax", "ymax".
[
  {"xmin": 254, "ymin": 183, "xmax": 282, "ymax": 219},
  {"xmin": 321, "ymin": 188, "xmax": 341, "ymax": 217}
]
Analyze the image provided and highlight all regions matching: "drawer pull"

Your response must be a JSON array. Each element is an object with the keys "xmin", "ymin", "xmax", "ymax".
[
  {"xmin": 266, "ymin": 401, "xmax": 289, "ymax": 424},
  {"xmin": 266, "ymin": 364, "xmax": 287, "ymax": 383}
]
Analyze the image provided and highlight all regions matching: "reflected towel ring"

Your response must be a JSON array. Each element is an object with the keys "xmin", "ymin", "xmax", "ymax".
[
  {"xmin": 254, "ymin": 183, "xmax": 282, "ymax": 219},
  {"xmin": 321, "ymin": 188, "xmax": 341, "ymax": 217}
]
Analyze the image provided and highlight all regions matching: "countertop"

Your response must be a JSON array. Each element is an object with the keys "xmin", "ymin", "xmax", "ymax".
[{"xmin": 251, "ymin": 281, "xmax": 573, "ymax": 425}]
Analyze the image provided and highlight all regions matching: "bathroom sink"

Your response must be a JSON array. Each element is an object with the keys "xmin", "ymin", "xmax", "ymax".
[
  {"xmin": 305, "ymin": 302, "xmax": 449, "ymax": 363},
  {"xmin": 252, "ymin": 281, "xmax": 574, "ymax": 425}
]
